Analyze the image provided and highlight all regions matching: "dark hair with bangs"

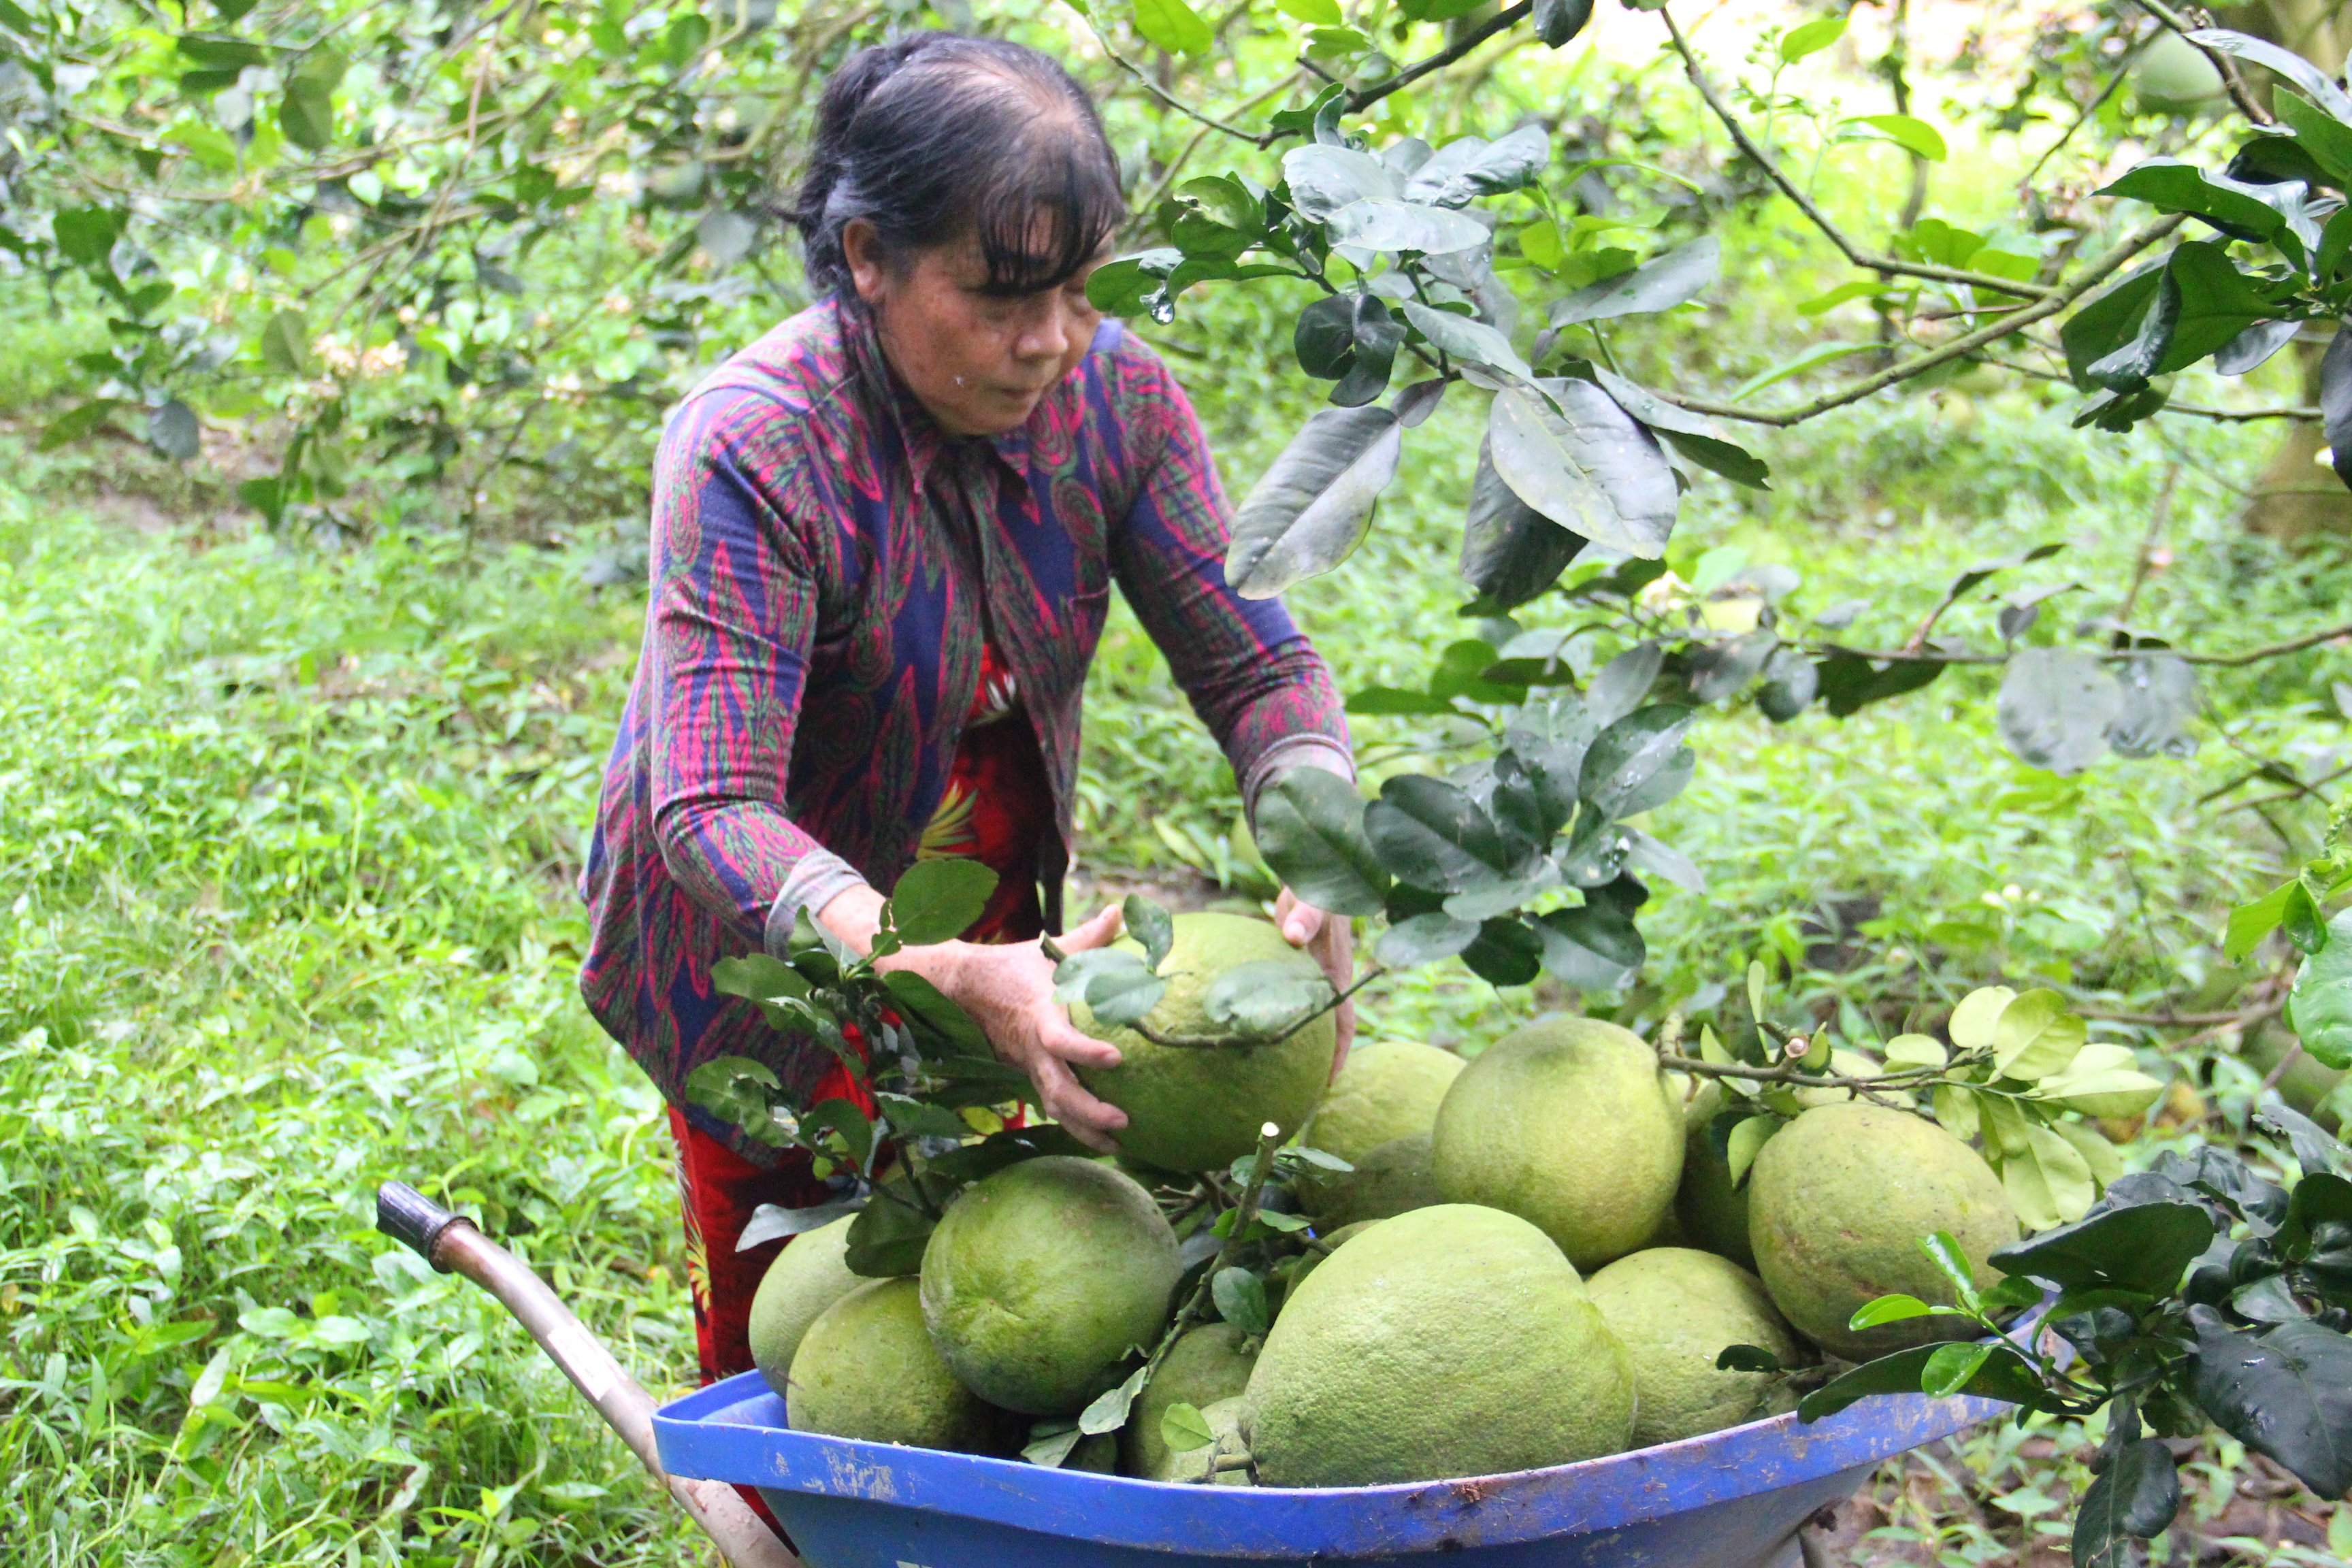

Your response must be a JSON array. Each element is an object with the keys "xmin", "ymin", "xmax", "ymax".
[{"xmin": 794, "ymin": 34, "xmax": 1125, "ymax": 301}]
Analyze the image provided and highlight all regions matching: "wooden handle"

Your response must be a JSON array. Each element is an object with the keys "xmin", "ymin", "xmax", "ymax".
[{"xmin": 377, "ymin": 1183, "xmax": 802, "ymax": 1568}]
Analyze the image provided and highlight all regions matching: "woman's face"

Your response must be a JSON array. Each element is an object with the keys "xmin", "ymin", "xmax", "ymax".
[{"xmin": 845, "ymin": 218, "xmax": 1106, "ymax": 438}]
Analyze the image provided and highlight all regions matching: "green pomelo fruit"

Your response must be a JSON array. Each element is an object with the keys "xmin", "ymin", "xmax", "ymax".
[
  {"xmin": 1243, "ymin": 1204, "xmax": 1635, "ymax": 1488},
  {"xmin": 747, "ymin": 1213, "xmax": 864, "ymax": 1397},
  {"xmin": 1268, "ymin": 1221, "xmax": 1373, "ymax": 1317},
  {"xmin": 1586, "ymin": 1247, "xmax": 1806, "ymax": 1446},
  {"xmin": 1161, "ymin": 1395, "xmax": 1253, "ymax": 1485},
  {"xmin": 920, "ymin": 1156, "xmax": 1180, "ymax": 1415},
  {"xmin": 1124, "ymin": 1323, "xmax": 1259, "ymax": 1478},
  {"xmin": 1303, "ymin": 1132, "xmax": 1443, "ymax": 1229},
  {"xmin": 1431, "ymin": 1015, "xmax": 1685, "ymax": 1269},
  {"xmin": 1306, "ymin": 1041, "xmax": 1465, "ymax": 1163},
  {"xmin": 2134, "ymin": 33, "xmax": 2225, "ymax": 114},
  {"xmin": 1074, "ymin": 913, "xmax": 1339, "ymax": 1172},
  {"xmin": 1793, "ymin": 1048, "xmax": 1913, "ymax": 1109},
  {"xmin": 1673, "ymin": 1083, "xmax": 1755, "ymax": 1269},
  {"xmin": 785, "ymin": 1278, "xmax": 1000, "ymax": 1451},
  {"xmin": 1747, "ymin": 1103, "xmax": 2019, "ymax": 1359}
]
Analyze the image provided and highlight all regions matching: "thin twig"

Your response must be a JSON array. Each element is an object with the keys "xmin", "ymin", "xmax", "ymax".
[
  {"xmin": 2021, "ymin": 28, "xmax": 2152, "ymax": 190},
  {"xmin": 2115, "ymin": 461, "xmax": 2180, "ymax": 626},
  {"xmin": 1342, "ymin": 2, "xmax": 1533, "ymax": 118},
  {"xmin": 1659, "ymin": 214, "xmax": 2188, "ymax": 428},
  {"xmin": 1078, "ymin": 20, "xmax": 1277, "ymax": 148},
  {"xmin": 1659, "ymin": 5, "xmax": 2060, "ymax": 301},
  {"xmin": 2130, "ymin": 0, "xmax": 2276, "ymax": 127}
]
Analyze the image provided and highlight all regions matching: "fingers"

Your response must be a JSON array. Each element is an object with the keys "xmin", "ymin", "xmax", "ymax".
[
  {"xmin": 1040, "ymin": 1013, "xmax": 1124, "ymax": 1071},
  {"xmin": 1275, "ymin": 889, "xmax": 1324, "ymax": 947},
  {"xmin": 1059, "ymin": 902, "xmax": 1126, "ymax": 953},
  {"xmin": 1024, "ymin": 1051, "xmax": 1128, "ymax": 1152}
]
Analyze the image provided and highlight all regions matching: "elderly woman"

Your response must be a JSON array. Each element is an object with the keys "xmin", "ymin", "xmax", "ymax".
[{"xmin": 578, "ymin": 32, "xmax": 1356, "ymax": 1392}]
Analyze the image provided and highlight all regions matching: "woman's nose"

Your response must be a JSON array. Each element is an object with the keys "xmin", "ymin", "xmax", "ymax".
[{"xmin": 1011, "ymin": 297, "xmax": 1079, "ymax": 363}]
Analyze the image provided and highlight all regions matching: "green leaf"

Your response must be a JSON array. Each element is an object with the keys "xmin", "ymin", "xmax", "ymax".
[
  {"xmin": 51, "ymin": 206, "xmax": 127, "ymax": 270},
  {"xmin": 1375, "ymin": 910, "xmax": 1480, "ymax": 968},
  {"xmin": 1948, "ymin": 986, "xmax": 2016, "ymax": 1052},
  {"xmin": 1714, "ymin": 1343, "xmax": 1785, "ymax": 1373},
  {"xmin": 1727, "ymin": 341, "xmax": 1877, "ymax": 402},
  {"xmin": 1401, "ymin": 125, "xmax": 1551, "ymax": 209},
  {"xmin": 1161, "ymin": 1401, "xmax": 1216, "ymax": 1452},
  {"xmin": 2072, "ymin": 1411, "xmax": 2181, "ymax": 1568},
  {"xmin": 1401, "ymin": 302, "xmax": 1531, "ymax": 381},
  {"xmin": 38, "ymin": 398, "xmax": 123, "ymax": 452},
  {"xmin": 845, "ymin": 1176, "xmax": 934, "ymax": 1278},
  {"xmin": 1848, "ymin": 1294, "xmax": 1939, "ymax": 1332},
  {"xmin": 1549, "ymin": 237, "xmax": 1720, "ymax": 328},
  {"xmin": 2036, "ymin": 1045, "xmax": 2166, "ymax": 1120},
  {"xmin": 2191, "ymin": 27, "xmax": 2352, "ymax": 122},
  {"xmin": 2227, "ymin": 881, "xmax": 2298, "ymax": 960},
  {"xmin": 1799, "ymin": 280, "xmax": 1888, "ymax": 316},
  {"xmin": 888, "ymin": 859, "xmax": 998, "ymax": 946},
  {"xmin": 1579, "ymin": 704, "xmax": 1695, "ymax": 819},
  {"xmin": 1918, "ymin": 1230, "xmax": 1980, "ymax": 1298},
  {"xmin": 2061, "ymin": 265, "xmax": 2164, "ymax": 387},
  {"xmin": 258, "ymin": 308, "xmax": 314, "ymax": 375},
  {"xmin": 1200, "ymin": 960, "xmax": 1333, "ymax": 1039},
  {"xmin": 1023, "ymin": 1420, "xmax": 1085, "ymax": 1468},
  {"xmin": 1991, "ymin": 989, "xmax": 2088, "ymax": 1080},
  {"xmin": 2289, "ymin": 908, "xmax": 2352, "ymax": 1070},
  {"xmin": 1212, "ymin": 1267, "xmax": 1270, "ymax": 1334},
  {"xmin": 1362, "ymin": 774, "xmax": 1520, "ymax": 895},
  {"xmin": 1281, "ymin": 144, "xmax": 1399, "ymax": 222},
  {"xmin": 1488, "ymin": 381, "xmax": 1680, "ymax": 560},
  {"xmin": 2274, "ymin": 91, "xmax": 2352, "ymax": 184},
  {"xmin": 1920, "ymin": 1341, "xmax": 1991, "ymax": 1399},
  {"xmin": 1996, "ymin": 647, "xmax": 2119, "ymax": 774},
  {"xmin": 1725, "ymin": 1114, "xmax": 1780, "ymax": 1186},
  {"xmin": 2188, "ymin": 1309, "xmax": 2352, "ymax": 1499},
  {"xmin": 711, "ymin": 954, "xmax": 811, "ymax": 1002},
  {"xmin": 1459, "ymin": 436, "xmax": 1588, "ymax": 610},
  {"xmin": 2001, "ymin": 1124, "xmax": 2101, "ymax": 1232},
  {"xmin": 1226, "ymin": 406, "xmax": 1401, "ymax": 599},
  {"xmin": 1252, "ymin": 766, "xmax": 1388, "ymax": 917},
  {"xmin": 882, "ymin": 969, "xmax": 988, "ymax": 1053},
  {"xmin": 1852, "ymin": 113, "xmax": 1947, "ymax": 161},
  {"xmin": 278, "ymin": 48, "xmax": 346, "ymax": 151},
  {"xmin": 1779, "ymin": 14, "xmax": 1847, "ymax": 62},
  {"xmin": 1079, "ymin": 1364, "xmax": 1149, "ymax": 1435},
  {"xmin": 1994, "ymin": 1203, "xmax": 2210, "ymax": 1297},
  {"xmin": 1797, "ymin": 1344, "xmax": 1941, "ymax": 1422},
  {"xmin": 1460, "ymin": 915, "xmax": 1545, "ymax": 987},
  {"xmin": 1056, "ymin": 949, "xmax": 1169, "ymax": 1029},
  {"xmin": 1122, "ymin": 895, "xmax": 1174, "ymax": 973}
]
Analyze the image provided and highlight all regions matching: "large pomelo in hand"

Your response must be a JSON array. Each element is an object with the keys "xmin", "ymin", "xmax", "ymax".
[
  {"xmin": 1243, "ymin": 1204, "xmax": 1634, "ymax": 1488},
  {"xmin": 919, "ymin": 1156, "xmax": 1179, "ymax": 1415},
  {"xmin": 1074, "ymin": 912, "xmax": 1339, "ymax": 1172},
  {"xmin": 747, "ymin": 1213, "xmax": 864, "ymax": 1396},
  {"xmin": 1124, "ymin": 1322, "xmax": 1259, "ymax": 1479},
  {"xmin": 1431, "ymin": 1015, "xmax": 1684, "ymax": 1269},
  {"xmin": 786, "ymin": 1278, "xmax": 1002, "ymax": 1452},
  {"xmin": 1747, "ymin": 1103, "xmax": 2019, "ymax": 1359},
  {"xmin": 1586, "ymin": 1247, "xmax": 1806, "ymax": 1446}
]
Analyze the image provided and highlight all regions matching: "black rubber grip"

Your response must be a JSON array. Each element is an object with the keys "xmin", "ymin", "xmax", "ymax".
[{"xmin": 376, "ymin": 1181, "xmax": 468, "ymax": 1271}]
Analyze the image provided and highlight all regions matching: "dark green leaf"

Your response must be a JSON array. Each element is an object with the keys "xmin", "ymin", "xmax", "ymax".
[
  {"xmin": 1990, "ymin": 1200, "xmax": 2215, "ymax": 1295},
  {"xmin": 2288, "ymin": 908, "xmax": 2352, "ymax": 1071},
  {"xmin": 711, "ymin": 954, "xmax": 812, "ymax": 1002},
  {"xmin": 1363, "ymin": 774, "xmax": 1520, "ymax": 894},
  {"xmin": 1345, "ymin": 686, "xmax": 1463, "ymax": 717},
  {"xmin": 1798, "ymin": 1345, "xmax": 1941, "ymax": 1422},
  {"xmin": 1535, "ymin": 902, "xmax": 1644, "ymax": 989},
  {"xmin": 1402, "ymin": 301, "xmax": 1531, "ymax": 380},
  {"xmin": 2153, "ymin": 242, "xmax": 2285, "ymax": 374},
  {"xmin": 51, "ymin": 206, "xmax": 127, "ymax": 269},
  {"xmin": 1401, "ymin": 125, "xmax": 1550, "ymax": 208},
  {"xmin": 1088, "ymin": 252, "xmax": 1179, "ymax": 316},
  {"xmin": 1688, "ymin": 631, "xmax": 1778, "ymax": 704},
  {"xmin": 2189, "ymin": 28, "xmax": 2352, "ymax": 123},
  {"xmin": 1460, "ymin": 436, "xmax": 1588, "ymax": 610},
  {"xmin": 1124, "ymin": 894, "xmax": 1174, "ymax": 973},
  {"xmin": 874, "ymin": 1093, "xmax": 972, "ymax": 1142},
  {"xmin": 1294, "ymin": 293, "xmax": 1360, "ymax": 379},
  {"xmin": 922, "ymin": 1124, "xmax": 1093, "ymax": 1185},
  {"xmin": 2284, "ymin": 881, "xmax": 2328, "ymax": 956},
  {"xmin": 1200, "ymin": 960, "xmax": 1333, "ymax": 1039},
  {"xmin": 37, "ymin": 398, "xmax": 123, "ymax": 451},
  {"xmin": 882, "ymin": 969, "xmax": 988, "ymax": 1053},
  {"xmin": 1213, "ymin": 1267, "xmax": 1270, "ymax": 1334},
  {"xmin": 1488, "ymin": 382, "xmax": 1680, "ymax": 560},
  {"xmin": 845, "ymin": 1179, "xmax": 936, "ymax": 1278},
  {"xmin": 889, "ymin": 859, "xmax": 998, "ymax": 946},
  {"xmin": 2187, "ymin": 1307, "xmax": 2352, "ymax": 1498},
  {"xmin": 1459, "ymin": 915, "xmax": 1544, "ymax": 986},
  {"xmin": 2061, "ymin": 265, "xmax": 2164, "ymax": 389},
  {"xmin": 1714, "ymin": 1343, "xmax": 1784, "ymax": 1373},
  {"xmin": 1579, "ymin": 704, "xmax": 1695, "ymax": 819},
  {"xmin": 1226, "ymin": 406, "xmax": 1401, "ymax": 599},
  {"xmin": 174, "ymin": 34, "xmax": 266, "ymax": 71},
  {"xmin": 259, "ymin": 308, "xmax": 313, "ymax": 374},
  {"xmin": 1921, "ymin": 1341, "xmax": 1992, "ymax": 1399},
  {"xmin": 2101, "ymin": 159, "xmax": 2296, "ymax": 242},
  {"xmin": 278, "ymin": 48, "xmax": 346, "ymax": 151},
  {"xmin": 1373, "ymin": 910, "xmax": 1480, "ymax": 968},
  {"xmin": 1550, "ymin": 238, "xmax": 1720, "ymax": 327},
  {"xmin": 2072, "ymin": 1426, "xmax": 2180, "ymax": 1568},
  {"xmin": 2275, "ymin": 91, "xmax": 2352, "ymax": 185},
  {"xmin": 1998, "ymin": 647, "xmax": 2121, "ymax": 774},
  {"xmin": 1253, "ymin": 766, "xmax": 1389, "ymax": 917},
  {"xmin": 1056, "ymin": 949, "xmax": 1169, "ymax": 1029},
  {"xmin": 680, "ymin": 1057, "xmax": 793, "ymax": 1144},
  {"xmin": 1757, "ymin": 647, "xmax": 1818, "ymax": 722}
]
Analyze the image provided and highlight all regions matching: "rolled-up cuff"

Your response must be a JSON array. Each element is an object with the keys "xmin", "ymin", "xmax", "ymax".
[
  {"xmin": 1241, "ymin": 736, "xmax": 1358, "ymax": 828},
  {"xmin": 764, "ymin": 849, "xmax": 870, "ymax": 955}
]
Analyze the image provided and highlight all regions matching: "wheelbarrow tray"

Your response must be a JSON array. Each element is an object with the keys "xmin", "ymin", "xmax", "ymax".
[{"xmin": 653, "ymin": 1370, "xmax": 1999, "ymax": 1568}]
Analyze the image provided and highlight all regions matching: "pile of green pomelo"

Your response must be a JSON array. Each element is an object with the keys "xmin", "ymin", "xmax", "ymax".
[{"xmin": 750, "ymin": 914, "xmax": 2020, "ymax": 1488}]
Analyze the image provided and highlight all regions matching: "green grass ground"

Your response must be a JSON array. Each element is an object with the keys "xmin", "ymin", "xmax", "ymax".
[{"xmin": 3, "ymin": 353, "xmax": 2350, "ymax": 1563}]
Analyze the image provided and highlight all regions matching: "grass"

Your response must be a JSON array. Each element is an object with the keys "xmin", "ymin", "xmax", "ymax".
[{"xmin": 4, "ymin": 300, "xmax": 2352, "ymax": 1565}]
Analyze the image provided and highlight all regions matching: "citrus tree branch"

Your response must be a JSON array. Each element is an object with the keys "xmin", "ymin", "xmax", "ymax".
[
  {"xmin": 1341, "ymin": 1, "xmax": 1534, "ymax": 117},
  {"xmin": 2129, "ymin": 0, "xmax": 2276, "ymax": 127},
  {"xmin": 1658, "ymin": 5, "xmax": 2060, "ymax": 301},
  {"xmin": 1659, "ymin": 212, "xmax": 2187, "ymax": 428}
]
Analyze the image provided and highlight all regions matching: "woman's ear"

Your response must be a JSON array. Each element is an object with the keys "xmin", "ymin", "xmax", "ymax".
[{"xmin": 842, "ymin": 218, "xmax": 889, "ymax": 306}]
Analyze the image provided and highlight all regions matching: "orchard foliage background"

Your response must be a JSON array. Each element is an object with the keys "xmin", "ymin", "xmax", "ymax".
[{"xmin": 8, "ymin": 0, "xmax": 2352, "ymax": 1563}]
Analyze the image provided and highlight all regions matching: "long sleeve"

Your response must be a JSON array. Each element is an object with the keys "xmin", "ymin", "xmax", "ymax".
[
  {"xmin": 1108, "ymin": 350, "xmax": 1355, "ymax": 817},
  {"xmin": 645, "ymin": 398, "xmax": 868, "ymax": 951}
]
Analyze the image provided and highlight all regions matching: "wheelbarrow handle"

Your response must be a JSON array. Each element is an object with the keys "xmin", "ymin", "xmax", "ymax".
[{"xmin": 376, "ymin": 1181, "xmax": 802, "ymax": 1568}]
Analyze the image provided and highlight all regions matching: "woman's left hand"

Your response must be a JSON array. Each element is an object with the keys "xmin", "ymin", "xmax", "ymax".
[{"xmin": 1274, "ymin": 888, "xmax": 1356, "ymax": 1077}]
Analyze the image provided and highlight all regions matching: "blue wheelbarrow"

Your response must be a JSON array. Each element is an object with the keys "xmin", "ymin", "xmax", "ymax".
[{"xmin": 378, "ymin": 1180, "xmax": 1999, "ymax": 1568}]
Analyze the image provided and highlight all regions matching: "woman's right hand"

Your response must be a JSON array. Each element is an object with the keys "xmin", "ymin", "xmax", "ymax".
[{"xmin": 819, "ymin": 889, "xmax": 1132, "ymax": 1152}]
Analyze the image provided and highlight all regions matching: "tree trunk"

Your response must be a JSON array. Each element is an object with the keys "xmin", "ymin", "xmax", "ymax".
[{"xmin": 2225, "ymin": 1, "xmax": 2352, "ymax": 540}]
